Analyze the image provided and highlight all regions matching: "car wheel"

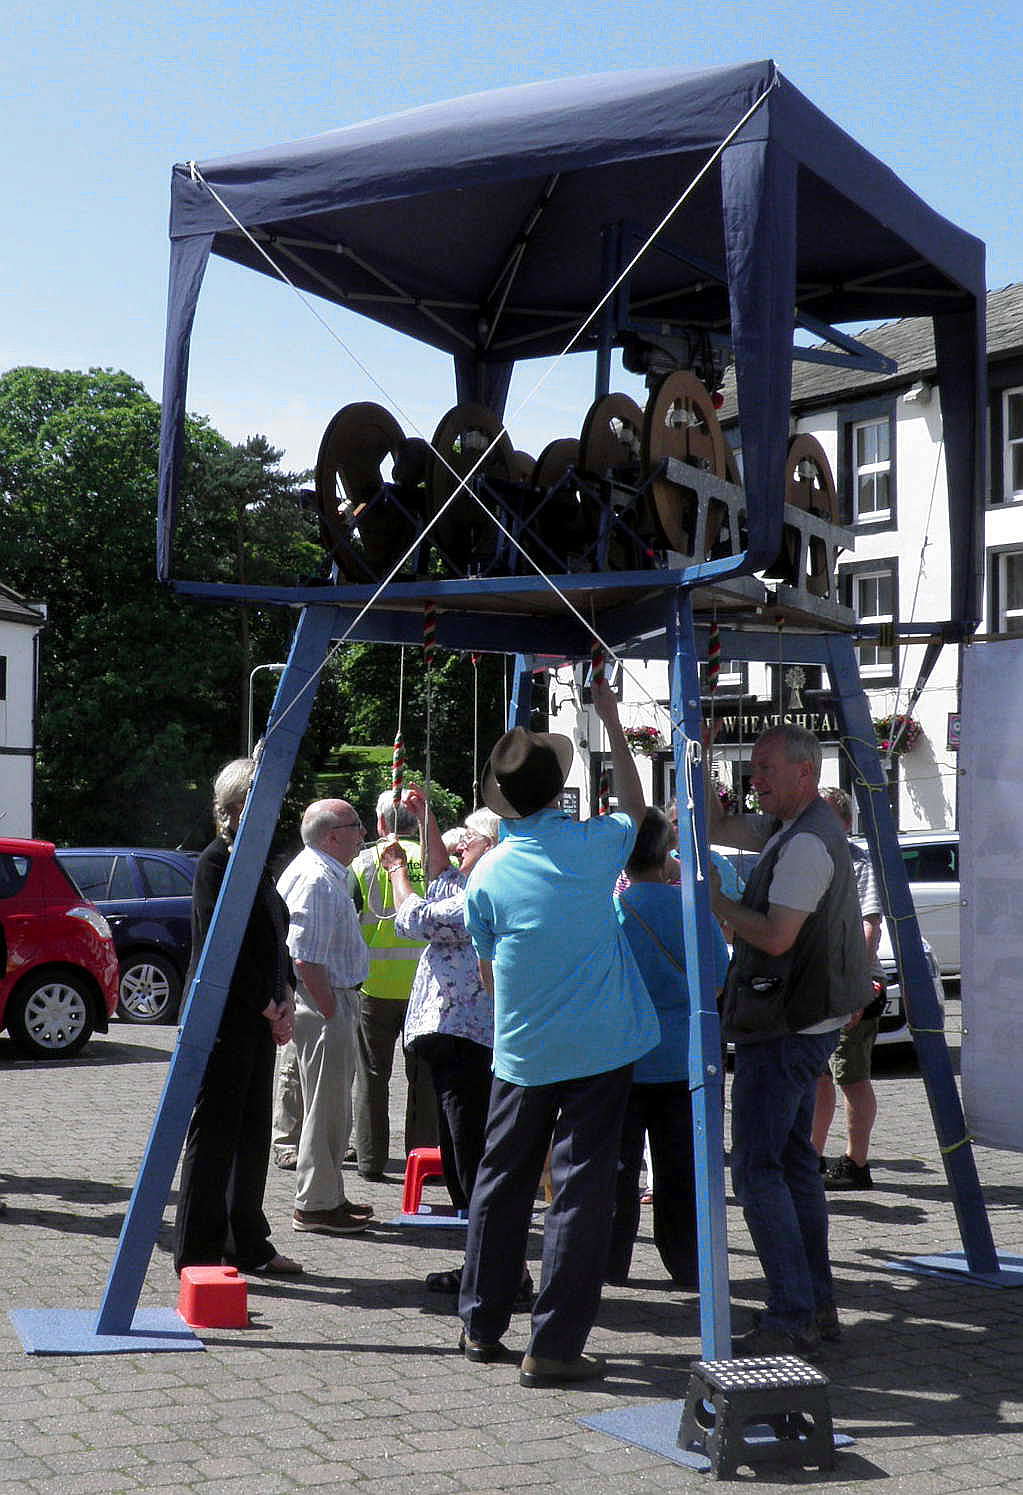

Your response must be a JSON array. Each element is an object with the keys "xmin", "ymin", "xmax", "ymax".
[
  {"xmin": 7, "ymin": 970, "xmax": 95, "ymax": 1058},
  {"xmin": 118, "ymin": 952, "xmax": 182, "ymax": 1024}
]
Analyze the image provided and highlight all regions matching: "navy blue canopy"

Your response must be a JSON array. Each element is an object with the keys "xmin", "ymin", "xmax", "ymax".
[{"xmin": 158, "ymin": 60, "xmax": 985, "ymax": 623}]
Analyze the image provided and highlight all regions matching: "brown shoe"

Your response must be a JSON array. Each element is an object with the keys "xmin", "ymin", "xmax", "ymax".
[
  {"xmin": 339, "ymin": 1199, "xmax": 374, "ymax": 1220},
  {"xmin": 292, "ymin": 1206, "xmax": 368, "ymax": 1235},
  {"xmin": 519, "ymin": 1353, "xmax": 606, "ymax": 1388}
]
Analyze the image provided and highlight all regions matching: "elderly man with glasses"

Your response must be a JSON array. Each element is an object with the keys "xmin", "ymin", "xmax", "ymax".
[{"xmin": 277, "ymin": 799, "xmax": 375, "ymax": 1235}]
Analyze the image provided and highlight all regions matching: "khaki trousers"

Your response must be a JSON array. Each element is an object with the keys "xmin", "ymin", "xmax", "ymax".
[{"xmin": 293, "ymin": 984, "xmax": 359, "ymax": 1212}]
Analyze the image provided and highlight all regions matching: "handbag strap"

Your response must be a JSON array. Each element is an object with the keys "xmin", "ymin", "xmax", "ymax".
[{"xmin": 619, "ymin": 893, "xmax": 685, "ymax": 974}]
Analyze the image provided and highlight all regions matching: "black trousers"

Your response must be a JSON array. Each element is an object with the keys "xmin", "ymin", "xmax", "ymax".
[
  {"xmin": 459, "ymin": 1063, "xmax": 632, "ymax": 1361},
  {"xmin": 607, "ymin": 1080, "xmax": 698, "ymax": 1286},
  {"xmin": 174, "ymin": 1008, "xmax": 275, "ymax": 1274},
  {"xmin": 354, "ymin": 994, "xmax": 438, "ymax": 1175},
  {"xmin": 412, "ymin": 1032, "xmax": 493, "ymax": 1210}
]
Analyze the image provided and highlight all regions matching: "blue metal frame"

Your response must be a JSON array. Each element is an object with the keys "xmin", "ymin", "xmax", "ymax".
[
  {"xmin": 669, "ymin": 593, "xmax": 731, "ymax": 1359},
  {"xmin": 11, "ymin": 606, "xmax": 339, "ymax": 1352},
  {"xmin": 14, "ymin": 596, "xmax": 1008, "ymax": 1357}
]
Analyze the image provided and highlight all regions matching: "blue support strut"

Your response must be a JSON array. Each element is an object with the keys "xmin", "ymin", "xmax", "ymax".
[
  {"xmin": 669, "ymin": 590, "xmax": 732, "ymax": 1359},
  {"xmin": 824, "ymin": 632, "xmax": 998, "ymax": 1273},
  {"xmin": 95, "ymin": 604, "xmax": 339, "ymax": 1334}
]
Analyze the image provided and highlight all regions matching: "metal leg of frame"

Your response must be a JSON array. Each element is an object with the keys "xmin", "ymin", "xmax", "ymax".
[{"xmin": 670, "ymin": 589, "xmax": 732, "ymax": 1359}]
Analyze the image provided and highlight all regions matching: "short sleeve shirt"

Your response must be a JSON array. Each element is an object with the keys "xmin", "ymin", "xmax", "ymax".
[
  {"xmin": 464, "ymin": 809, "xmax": 660, "ymax": 1086},
  {"xmin": 276, "ymin": 846, "xmax": 369, "ymax": 990}
]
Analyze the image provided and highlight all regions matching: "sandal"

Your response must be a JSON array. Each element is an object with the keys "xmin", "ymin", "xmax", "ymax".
[{"xmin": 425, "ymin": 1266, "xmax": 463, "ymax": 1294}]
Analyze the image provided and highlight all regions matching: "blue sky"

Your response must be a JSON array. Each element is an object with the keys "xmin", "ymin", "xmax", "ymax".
[{"xmin": 4, "ymin": 0, "xmax": 1020, "ymax": 473}]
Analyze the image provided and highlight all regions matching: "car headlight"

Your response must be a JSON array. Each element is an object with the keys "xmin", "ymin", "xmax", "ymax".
[{"xmin": 67, "ymin": 905, "xmax": 114, "ymax": 941}]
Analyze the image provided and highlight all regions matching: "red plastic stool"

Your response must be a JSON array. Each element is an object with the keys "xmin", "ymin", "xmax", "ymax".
[
  {"xmin": 401, "ymin": 1146, "xmax": 445, "ymax": 1215},
  {"xmin": 178, "ymin": 1265, "xmax": 249, "ymax": 1329}
]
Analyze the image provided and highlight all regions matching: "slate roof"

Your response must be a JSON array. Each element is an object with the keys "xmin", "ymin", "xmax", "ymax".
[
  {"xmin": 716, "ymin": 282, "xmax": 1023, "ymax": 423},
  {"xmin": 0, "ymin": 581, "xmax": 45, "ymax": 629}
]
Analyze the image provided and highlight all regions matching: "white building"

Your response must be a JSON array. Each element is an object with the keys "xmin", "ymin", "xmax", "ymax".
[
  {"xmin": 551, "ymin": 285, "xmax": 1023, "ymax": 833},
  {"xmin": 0, "ymin": 582, "xmax": 45, "ymax": 837}
]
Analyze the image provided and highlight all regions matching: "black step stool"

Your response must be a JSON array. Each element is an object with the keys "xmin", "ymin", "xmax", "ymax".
[{"xmin": 679, "ymin": 1355, "xmax": 835, "ymax": 1479}]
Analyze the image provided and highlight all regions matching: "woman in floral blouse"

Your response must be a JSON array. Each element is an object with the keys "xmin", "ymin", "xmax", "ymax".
[{"xmin": 382, "ymin": 788, "xmax": 519, "ymax": 1297}]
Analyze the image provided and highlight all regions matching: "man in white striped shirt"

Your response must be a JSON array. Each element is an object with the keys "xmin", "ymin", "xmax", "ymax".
[{"xmin": 277, "ymin": 800, "xmax": 374, "ymax": 1235}]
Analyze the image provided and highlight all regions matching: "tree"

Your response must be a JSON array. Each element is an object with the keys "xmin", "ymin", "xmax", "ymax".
[
  {"xmin": 330, "ymin": 642, "xmax": 512, "ymax": 813},
  {"xmin": 0, "ymin": 366, "xmax": 331, "ymax": 847}
]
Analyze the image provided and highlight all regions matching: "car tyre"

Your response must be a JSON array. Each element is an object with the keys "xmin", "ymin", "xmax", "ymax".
[
  {"xmin": 117, "ymin": 951, "xmax": 182, "ymax": 1024},
  {"xmin": 7, "ymin": 969, "xmax": 95, "ymax": 1058}
]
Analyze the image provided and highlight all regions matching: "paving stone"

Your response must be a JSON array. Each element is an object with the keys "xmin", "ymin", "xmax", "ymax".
[{"xmin": 4, "ymin": 1009, "xmax": 1022, "ymax": 1493}]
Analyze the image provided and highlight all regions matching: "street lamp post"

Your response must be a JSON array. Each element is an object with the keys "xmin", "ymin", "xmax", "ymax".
[{"xmin": 247, "ymin": 663, "xmax": 288, "ymax": 756}]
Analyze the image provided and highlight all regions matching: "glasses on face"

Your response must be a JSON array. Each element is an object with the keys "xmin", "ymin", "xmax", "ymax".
[{"xmin": 329, "ymin": 818, "xmax": 364, "ymax": 833}]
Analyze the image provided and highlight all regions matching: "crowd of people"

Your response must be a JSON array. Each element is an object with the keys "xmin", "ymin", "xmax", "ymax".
[{"xmin": 174, "ymin": 686, "xmax": 884, "ymax": 1384}]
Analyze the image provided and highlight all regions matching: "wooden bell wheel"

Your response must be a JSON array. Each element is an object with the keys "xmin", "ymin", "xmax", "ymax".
[
  {"xmin": 784, "ymin": 433, "xmax": 839, "ymax": 522},
  {"xmin": 578, "ymin": 394, "xmax": 645, "ymax": 478},
  {"xmin": 531, "ymin": 437, "xmax": 580, "ymax": 492},
  {"xmin": 429, "ymin": 403, "xmax": 514, "ymax": 573},
  {"xmin": 778, "ymin": 434, "xmax": 840, "ymax": 595},
  {"xmin": 642, "ymin": 371, "xmax": 728, "ymax": 556},
  {"xmin": 315, "ymin": 402, "xmax": 408, "ymax": 577}
]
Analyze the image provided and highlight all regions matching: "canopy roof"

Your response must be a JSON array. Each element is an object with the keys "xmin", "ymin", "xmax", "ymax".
[{"xmin": 158, "ymin": 60, "xmax": 986, "ymax": 623}]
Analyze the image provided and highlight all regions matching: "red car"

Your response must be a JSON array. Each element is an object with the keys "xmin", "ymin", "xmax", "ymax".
[{"xmin": 0, "ymin": 838, "xmax": 120, "ymax": 1058}]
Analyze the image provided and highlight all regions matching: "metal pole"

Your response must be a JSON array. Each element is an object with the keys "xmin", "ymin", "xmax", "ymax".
[{"xmin": 247, "ymin": 663, "xmax": 287, "ymax": 755}]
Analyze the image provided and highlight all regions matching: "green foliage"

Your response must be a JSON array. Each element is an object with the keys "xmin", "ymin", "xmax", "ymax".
[
  {"xmin": 0, "ymin": 366, "xmax": 328, "ymax": 847},
  {"xmin": 315, "ymin": 745, "xmax": 463, "ymax": 830},
  {"xmin": 331, "ymin": 642, "xmax": 509, "ymax": 809},
  {"xmin": 0, "ymin": 364, "xmax": 531, "ymax": 852}
]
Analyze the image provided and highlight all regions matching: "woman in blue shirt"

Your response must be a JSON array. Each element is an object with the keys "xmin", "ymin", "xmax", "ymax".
[{"xmin": 608, "ymin": 809, "xmax": 728, "ymax": 1286}]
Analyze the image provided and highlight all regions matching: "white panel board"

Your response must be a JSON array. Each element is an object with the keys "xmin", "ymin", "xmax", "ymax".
[{"xmin": 960, "ymin": 639, "xmax": 1023, "ymax": 1152}]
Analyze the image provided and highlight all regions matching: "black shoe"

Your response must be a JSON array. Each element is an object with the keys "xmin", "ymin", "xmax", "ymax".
[
  {"xmin": 358, "ymin": 1170, "xmax": 386, "ymax": 1183},
  {"xmin": 458, "ymin": 1329, "xmax": 511, "ymax": 1363},
  {"xmin": 519, "ymin": 1352, "xmax": 606, "ymax": 1388},
  {"xmin": 824, "ymin": 1155, "xmax": 873, "ymax": 1190},
  {"xmin": 425, "ymin": 1266, "xmax": 463, "ymax": 1294},
  {"xmin": 815, "ymin": 1302, "xmax": 842, "ymax": 1343},
  {"xmin": 733, "ymin": 1316, "xmax": 820, "ymax": 1358}
]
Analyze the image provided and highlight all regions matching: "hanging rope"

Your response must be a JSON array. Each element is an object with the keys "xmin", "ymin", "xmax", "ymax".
[
  {"xmin": 471, "ymin": 653, "xmax": 481, "ymax": 809},
  {"xmin": 391, "ymin": 646, "xmax": 406, "ymax": 808},
  {"xmin": 422, "ymin": 602, "xmax": 437, "ymax": 873}
]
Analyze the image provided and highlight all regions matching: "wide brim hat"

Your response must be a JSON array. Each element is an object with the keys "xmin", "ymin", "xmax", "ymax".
[{"xmin": 481, "ymin": 727, "xmax": 574, "ymax": 819}]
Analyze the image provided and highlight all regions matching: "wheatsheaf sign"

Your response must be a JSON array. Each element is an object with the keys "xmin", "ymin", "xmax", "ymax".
[{"xmin": 706, "ymin": 701, "xmax": 841, "ymax": 745}]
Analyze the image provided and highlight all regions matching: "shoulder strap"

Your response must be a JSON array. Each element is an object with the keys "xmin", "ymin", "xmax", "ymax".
[{"xmin": 619, "ymin": 894, "xmax": 685, "ymax": 974}]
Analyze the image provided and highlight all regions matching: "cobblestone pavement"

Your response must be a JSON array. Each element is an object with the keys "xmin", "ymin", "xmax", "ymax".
[{"xmin": 4, "ymin": 1001, "xmax": 1023, "ymax": 1493}]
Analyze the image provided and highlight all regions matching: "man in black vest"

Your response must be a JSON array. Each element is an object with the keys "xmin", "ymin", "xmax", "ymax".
[{"xmin": 708, "ymin": 725, "xmax": 871, "ymax": 1356}]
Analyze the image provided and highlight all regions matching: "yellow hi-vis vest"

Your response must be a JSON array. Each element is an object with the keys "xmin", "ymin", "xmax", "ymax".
[{"xmin": 351, "ymin": 839, "xmax": 427, "ymax": 1001}]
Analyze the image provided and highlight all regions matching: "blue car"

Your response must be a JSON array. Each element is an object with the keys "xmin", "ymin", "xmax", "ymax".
[{"xmin": 56, "ymin": 848, "xmax": 197, "ymax": 1024}]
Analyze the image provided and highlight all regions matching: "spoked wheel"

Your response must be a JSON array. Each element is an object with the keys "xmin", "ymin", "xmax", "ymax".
[
  {"xmin": 7, "ymin": 970, "xmax": 94, "ymax": 1059},
  {"xmin": 117, "ymin": 952, "xmax": 182, "ymax": 1025}
]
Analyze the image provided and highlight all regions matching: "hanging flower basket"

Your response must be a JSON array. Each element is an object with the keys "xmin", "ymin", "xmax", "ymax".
[
  {"xmin": 873, "ymin": 714, "xmax": 922, "ymax": 755},
  {"xmin": 624, "ymin": 724, "xmax": 663, "ymax": 757}
]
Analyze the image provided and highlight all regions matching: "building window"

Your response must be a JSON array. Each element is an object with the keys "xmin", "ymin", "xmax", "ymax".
[
  {"xmin": 841, "ymin": 560, "xmax": 897, "ymax": 681},
  {"xmin": 838, "ymin": 398, "xmax": 896, "ymax": 529},
  {"xmin": 1004, "ymin": 388, "xmax": 1023, "ymax": 504},
  {"xmin": 852, "ymin": 417, "xmax": 891, "ymax": 523},
  {"xmin": 700, "ymin": 658, "xmax": 747, "ymax": 693},
  {"xmin": 990, "ymin": 549, "xmax": 1023, "ymax": 634}
]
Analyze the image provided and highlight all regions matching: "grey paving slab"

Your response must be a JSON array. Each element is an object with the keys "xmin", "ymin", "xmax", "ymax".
[{"xmin": 3, "ymin": 1003, "xmax": 1023, "ymax": 1491}]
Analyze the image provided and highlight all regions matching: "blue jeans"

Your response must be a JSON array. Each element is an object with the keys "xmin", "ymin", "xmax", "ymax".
[{"xmin": 730, "ymin": 1030, "xmax": 840, "ymax": 1333}]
